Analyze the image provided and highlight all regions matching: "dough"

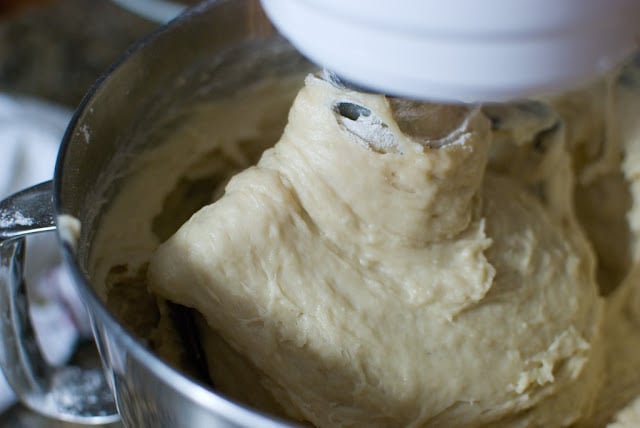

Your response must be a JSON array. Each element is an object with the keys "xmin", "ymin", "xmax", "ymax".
[
  {"xmin": 147, "ymin": 76, "xmax": 604, "ymax": 427},
  {"xmin": 90, "ymin": 59, "xmax": 640, "ymax": 427}
]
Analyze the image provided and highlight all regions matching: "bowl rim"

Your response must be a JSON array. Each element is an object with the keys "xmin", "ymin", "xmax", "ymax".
[{"xmin": 53, "ymin": 1, "xmax": 297, "ymax": 426}]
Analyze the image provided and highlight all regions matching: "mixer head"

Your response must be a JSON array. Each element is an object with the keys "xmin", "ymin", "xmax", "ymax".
[{"xmin": 261, "ymin": 0, "xmax": 640, "ymax": 103}]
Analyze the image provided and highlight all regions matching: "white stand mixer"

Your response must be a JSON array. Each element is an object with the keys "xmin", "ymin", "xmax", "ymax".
[{"xmin": 260, "ymin": 0, "xmax": 640, "ymax": 102}]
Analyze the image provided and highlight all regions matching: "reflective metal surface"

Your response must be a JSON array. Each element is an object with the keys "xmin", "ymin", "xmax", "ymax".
[
  {"xmin": 56, "ymin": 0, "xmax": 308, "ymax": 426},
  {"xmin": 0, "ymin": 182, "xmax": 118, "ymax": 424},
  {"xmin": 0, "ymin": 0, "xmax": 313, "ymax": 426},
  {"xmin": 0, "ymin": 404, "xmax": 120, "ymax": 428},
  {"xmin": 0, "ymin": 182, "xmax": 55, "ymax": 240}
]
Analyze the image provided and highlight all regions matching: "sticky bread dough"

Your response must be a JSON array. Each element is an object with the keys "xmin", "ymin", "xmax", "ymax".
[{"xmin": 148, "ymin": 76, "xmax": 604, "ymax": 427}]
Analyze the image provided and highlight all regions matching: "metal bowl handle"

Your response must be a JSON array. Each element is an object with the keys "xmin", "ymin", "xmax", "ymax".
[{"xmin": 0, "ymin": 181, "xmax": 119, "ymax": 424}]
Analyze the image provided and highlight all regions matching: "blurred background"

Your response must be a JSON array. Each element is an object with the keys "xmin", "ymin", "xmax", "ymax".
[{"xmin": 0, "ymin": 0, "xmax": 157, "ymax": 107}]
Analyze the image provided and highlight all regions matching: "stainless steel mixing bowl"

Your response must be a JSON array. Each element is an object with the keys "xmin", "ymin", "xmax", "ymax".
[{"xmin": 0, "ymin": 1, "xmax": 312, "ymax": 426}]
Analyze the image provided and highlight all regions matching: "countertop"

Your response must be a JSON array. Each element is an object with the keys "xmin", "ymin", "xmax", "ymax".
[{"xmin": 0, "ymin": 0, "xmax": 157, "ymax": 108}]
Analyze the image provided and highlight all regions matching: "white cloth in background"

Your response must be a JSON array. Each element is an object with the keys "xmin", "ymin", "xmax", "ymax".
[{"xmin": 0, "ymin": 93, "xmax": 89, "ymax": 412}]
